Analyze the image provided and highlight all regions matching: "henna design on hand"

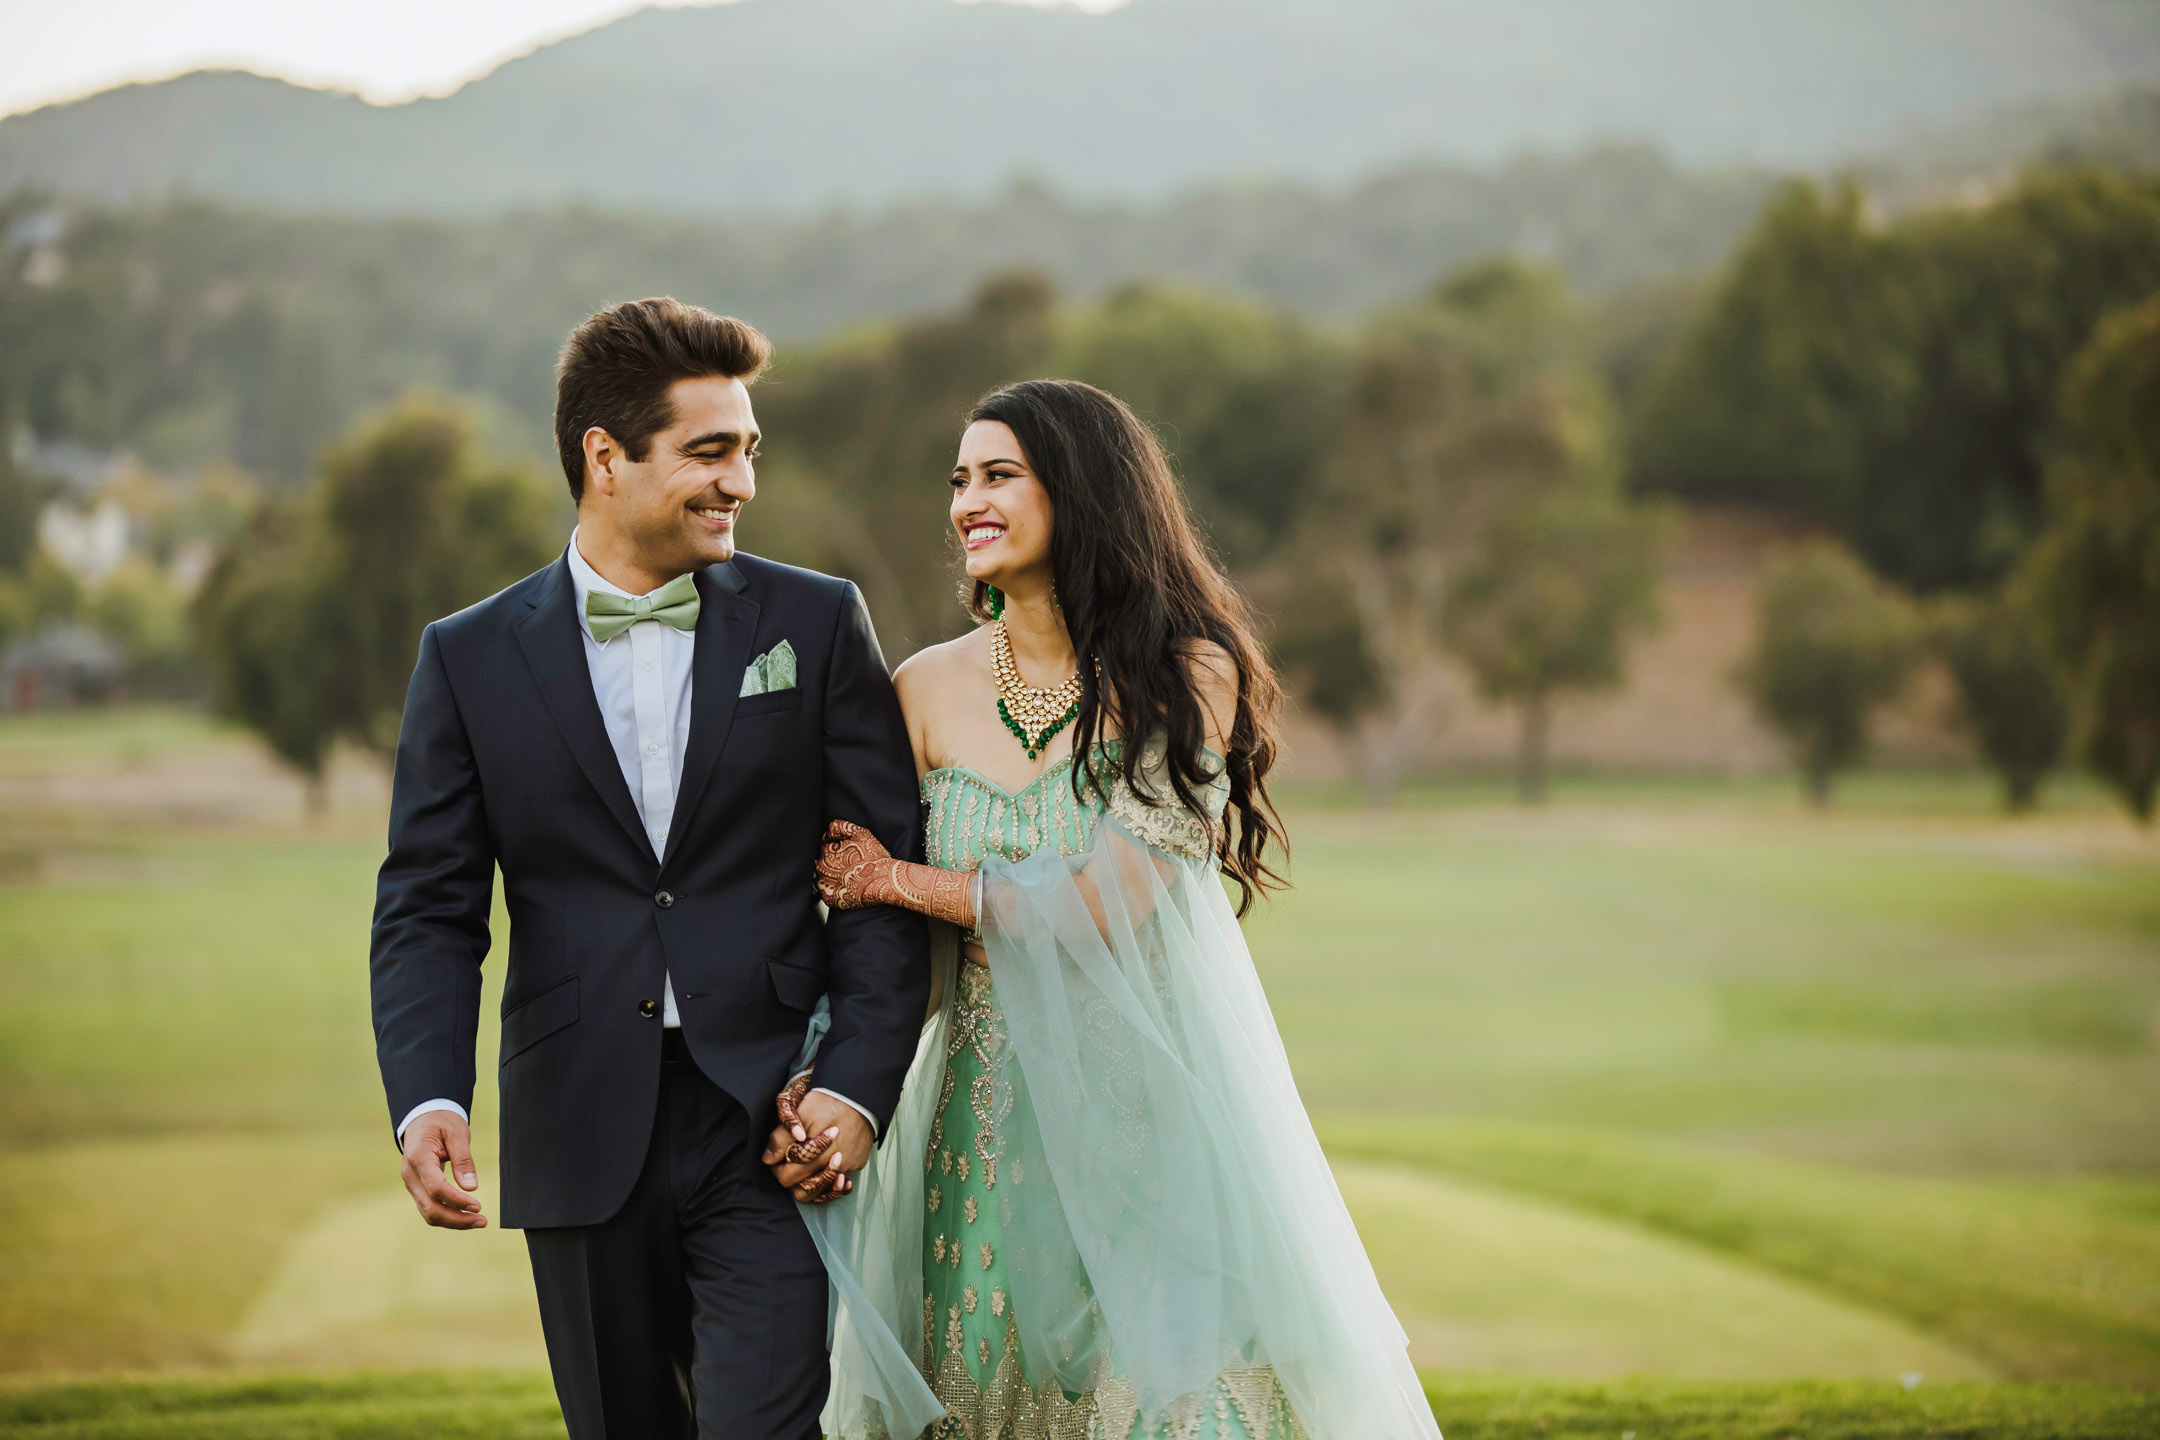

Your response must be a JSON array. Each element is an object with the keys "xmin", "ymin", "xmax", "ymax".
[
  {"xmin": 777, "ymin": 1071, "xmax": 811, "ymax": 1141},
  {"xmin": 816, "ymin": 819, "xmax": 977, "ymax": 929}
]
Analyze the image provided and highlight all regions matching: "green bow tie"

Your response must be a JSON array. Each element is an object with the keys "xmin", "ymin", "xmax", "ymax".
[{"xmin": 585, "ymin": 572, "xmax": 701, "ymax": 644}]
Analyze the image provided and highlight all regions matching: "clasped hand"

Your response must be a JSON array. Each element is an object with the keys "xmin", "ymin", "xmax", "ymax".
[{"xmin": 762, "ymin": 1071, "xmax": 869, "ymax": 1203}]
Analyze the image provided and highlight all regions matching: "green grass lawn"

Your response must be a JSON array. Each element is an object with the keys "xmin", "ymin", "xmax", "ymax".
[
  {"xmin": 3, "ymin": 1372, "xmax": 2156, "ymax": 1440},
  {"xmin": 3, "ymin": 707, "xmax": 2159, "ymax": 1427}
]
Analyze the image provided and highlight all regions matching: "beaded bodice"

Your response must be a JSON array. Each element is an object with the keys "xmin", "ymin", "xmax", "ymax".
[
  {"xmin": 921, "ymin": 739, "xmax": 1229, "ymax": 876},
  {"xmin": 921, "ymin": 745, "xmax": 1111, "ymax": 875}
]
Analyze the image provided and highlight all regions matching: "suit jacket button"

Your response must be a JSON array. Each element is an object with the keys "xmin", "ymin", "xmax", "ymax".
[
  {"xmin": 654, "ymin": 890, "xmax": 674, "ymax": 908},
  {"xmin": 638, "ymin": 999, "xmax": 658, "ymax": 1018}
]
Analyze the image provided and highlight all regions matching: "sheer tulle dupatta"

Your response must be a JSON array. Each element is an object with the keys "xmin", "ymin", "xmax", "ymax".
[
  {"xmin": 797, "ymin": 933, "xmax": 954, "ymax": 1440},
  {"xmin": 801, "ymin": 815, "xmax": 1441, "ymax": 1440},
  {"xmin": 979, "ymin": 816, "xmax": 1440, "ymax": 1440}
]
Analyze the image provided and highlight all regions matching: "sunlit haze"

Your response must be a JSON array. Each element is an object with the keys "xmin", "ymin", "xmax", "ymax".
[{"xmin": 0, "ymin": 0, "xmax": 1130, "ymax": 119}]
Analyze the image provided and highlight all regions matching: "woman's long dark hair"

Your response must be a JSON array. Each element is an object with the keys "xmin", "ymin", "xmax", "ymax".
[{"xmin": 964, "ymin": 379, "xmax": 1287, "ymax": 912}]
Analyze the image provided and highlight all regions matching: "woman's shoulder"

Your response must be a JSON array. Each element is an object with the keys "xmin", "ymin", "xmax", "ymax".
[
  {"xmin": 893, "ymin": 628, "xmax": 988, "ymax": 701},
  {"xmin": 1174, "ymin": 637, "xmax": 1239, "ymax": 756}
]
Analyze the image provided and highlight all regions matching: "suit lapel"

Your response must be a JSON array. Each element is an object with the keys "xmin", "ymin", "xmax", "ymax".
[
  {"xmin": 663, "ymin": 562, "xmax": 759, "ymax": 870},
  {"xmin": 512, "ymin": 556, "xmax": 650, "ymax": 857}
]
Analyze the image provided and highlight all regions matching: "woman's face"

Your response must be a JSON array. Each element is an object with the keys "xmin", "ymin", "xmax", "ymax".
[{"xmin": 951, "ymin": 419, "xmax": 1054, "ymax": 591}]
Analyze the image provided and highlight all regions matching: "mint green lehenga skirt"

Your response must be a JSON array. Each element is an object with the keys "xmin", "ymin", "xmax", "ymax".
[{"xmin": 798, "ymin": 800, "xmax": 1442, "ymax": 1440}]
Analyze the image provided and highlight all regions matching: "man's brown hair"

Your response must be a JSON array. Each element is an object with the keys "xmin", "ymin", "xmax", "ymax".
[{"xmin": 554, "ymin": 298, "xmax": 772, "ymax": 501}]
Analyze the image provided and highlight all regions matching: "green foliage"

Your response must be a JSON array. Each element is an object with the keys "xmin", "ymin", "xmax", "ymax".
[
  {"xmin": 1298, "ymin": 260, "xmax": 1634, "ymax": 799},
  {"xmin": 1933, "ymin": 594, "xmax": 2070, "ymax": 812},
  {"xmin": 83, "ymin": 558, "xmax": 198, "ymax": 698},
  {"xmin": 1057, "ymin": 283, "xmax": 1347, "ymax": 565},
  {"xmin": 193, "ymin": 398, "xmax": 556, "ymax": 789},
  {"xmin": 0, "ymin": 548, "xmax": 77, "ymax": 650},
  {"xmin": 0, "ymin": 152, "xmax": 1770, "ymax": 504},
  {"xmin": 193, "ymin": 503, "xmax": 340, "ymax": 783},
  {"xmin": 310, "ymin": 399, "xmax": 558, "ymax": 755},
  {"xmin": 2018, "ymin": 292, "xmax": 2160, "ymax": 823},
  {"xmin": 1266, "ymin": 567, "xmax": 1384, "ymax": 732},
  {"xmin": 22, "ymin": 548, "xmax": 82, "ymax": 628},
  {"xmin": 752, "ymin": 272, "xmax": 1060, "ymax": 652},
  {"xmin": 1634, "ymin": 169, "xmax": 2160, "ymax": 590},
  {"xmin": 1738, "ymin": 542, "xmax": 1921, "ymax": 805},
  {"xmin": 0, "ymin": 449, "xmax": 41, "ymax": 572}
]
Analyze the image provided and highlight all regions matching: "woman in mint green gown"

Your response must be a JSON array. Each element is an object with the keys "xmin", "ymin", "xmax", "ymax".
[{"xmin": 790, "ymin": 380, "xmax": 1443, "ymax": 1440}]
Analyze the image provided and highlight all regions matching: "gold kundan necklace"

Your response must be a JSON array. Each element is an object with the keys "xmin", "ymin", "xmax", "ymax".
[{"xmin": 991, "ymin": 619, "xmax": 1083, "ymax": 761}]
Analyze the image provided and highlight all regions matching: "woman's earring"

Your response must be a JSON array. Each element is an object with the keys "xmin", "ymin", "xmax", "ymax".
[{"xmin": 986, "ymin": 585, "xmax": 1005, "ymax": 620}]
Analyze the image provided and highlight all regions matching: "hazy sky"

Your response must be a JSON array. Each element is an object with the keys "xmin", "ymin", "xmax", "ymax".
[{"xmin": 0, "ymin": 0, "xmax": 1126, "ymax": 119}]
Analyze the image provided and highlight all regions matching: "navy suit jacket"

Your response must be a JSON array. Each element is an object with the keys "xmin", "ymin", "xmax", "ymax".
[{"xmin": 369, "ymin": 551, "xmax": 930, "ymax": 1229}]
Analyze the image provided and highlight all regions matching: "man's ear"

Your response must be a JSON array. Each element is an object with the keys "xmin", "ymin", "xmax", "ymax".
[{"xmin": 582, "ymin": 426, "xmax": 620, "ymax": 498}]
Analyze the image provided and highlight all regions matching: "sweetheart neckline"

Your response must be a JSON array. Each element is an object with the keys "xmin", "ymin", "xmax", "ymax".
[{"xmin": 919, "ymin": 740, "xmax": 1121, "ymax": 803}]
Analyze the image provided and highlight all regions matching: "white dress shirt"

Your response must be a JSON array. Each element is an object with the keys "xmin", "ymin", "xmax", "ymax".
[{"xmin": 396, "ymin": 532, "xmax": 875, "ymax": 1142}]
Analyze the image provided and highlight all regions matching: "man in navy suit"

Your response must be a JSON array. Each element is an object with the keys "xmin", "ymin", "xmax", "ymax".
[{"xmin": 370, "ymin": 298, "xmax": 928, "ymax": 1438}]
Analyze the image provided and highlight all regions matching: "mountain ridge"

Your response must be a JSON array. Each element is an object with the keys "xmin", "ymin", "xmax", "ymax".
[{"xmin": 5, "ymin": 0, "xmax": 2159, "ymax": 214}]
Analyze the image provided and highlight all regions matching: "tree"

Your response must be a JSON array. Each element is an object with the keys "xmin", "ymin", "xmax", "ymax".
[
  {"xmin": 1057, "ymin": 284, "xmax": 1346, "ymax": 567},
  {"xmin": 194, "ymin": 502, "xmax": 342, "ymax": 811},
  {"xmin": 752, "ymin": 272, "xmax": 1060, "ymax": 653},
  {"xmin": 1738, "ymin": 541, "xmax": 1921, "ymax": 806},
  {"xmin": 2018, "ymin": 293, "xmax": 2160, "ymax": 823},
  {"xmin": 310, "ymin": 398, "xmax": 559, "ymax": 756},
  {"xmin": 1633, "ymin": 170, "xmax": 2160, "ymax": 590},
  {"xmin": 1266, "ymin": 565, "xmax": 1384, "ymax": 756},
  {"xmin": 1296, "ymin": 259, "xmax": 1599, "ymax": 801},
  {"xmin": 196, "ymin": 396, "xmax": 557, "ymax": 809},
  {"xmin": 1934, "ymin": 595, "xmax": 2069, "ymax": 812},
  {"xmin": 1447, "ymin": 476, "xmax": 1669, "ymax": 804}
]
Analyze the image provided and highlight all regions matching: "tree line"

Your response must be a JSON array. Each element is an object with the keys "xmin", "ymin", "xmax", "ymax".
[{"xmin": 9, "ymin": 165, "xmax": 2158, "ymax": 820}]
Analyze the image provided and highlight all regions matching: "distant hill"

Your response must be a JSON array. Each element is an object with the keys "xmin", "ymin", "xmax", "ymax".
[{"xmin": 4, "ymin": 0, "xmax": 2160, "ymax": 213}]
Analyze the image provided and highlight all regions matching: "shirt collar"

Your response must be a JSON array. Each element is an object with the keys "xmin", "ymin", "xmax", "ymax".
[{"xmin": 566, "ymin": 528, "xmax": 636, "ymax": 644}]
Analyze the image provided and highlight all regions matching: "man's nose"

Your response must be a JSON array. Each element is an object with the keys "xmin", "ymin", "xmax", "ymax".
[{"xmin": 720, "ymin": 460, "xmax": 755, "ymax": 502}]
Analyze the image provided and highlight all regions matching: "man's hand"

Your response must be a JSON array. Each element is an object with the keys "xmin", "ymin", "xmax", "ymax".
[
  {"xmin": 400, "ymin": 1111, "xmax": 488, "ymax": 1229},
  {"xmin": 763, "ymin": 1075, "xmax": 873, "ymax": 1203}
]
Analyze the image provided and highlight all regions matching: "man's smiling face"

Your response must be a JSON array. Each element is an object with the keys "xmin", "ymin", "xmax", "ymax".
[{"xmin": 591, "ymin": 374, "xmax": 759, "ymax": 576}]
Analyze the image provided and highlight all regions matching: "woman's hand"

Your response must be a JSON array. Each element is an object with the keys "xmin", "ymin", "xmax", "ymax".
[
  {"xmin": 817, "ymin": 819, "xmax": 894, "ymax": 910},
  {"xmin": 816, "ymin": 819, "xmax": 979, "ymax": 929},
  {"xmin": 764, "ymin": 1071, "xmax": 853, "ymax": 1202}
]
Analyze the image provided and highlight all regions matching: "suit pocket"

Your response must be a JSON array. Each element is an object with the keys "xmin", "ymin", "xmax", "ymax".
[
  {"xmin": 501, "ymin": 975, "xmax": 579, "ymax": 1064},
  {"xmin": 736, "ymin": 688, "xmax": 804, "ymax": 717},
  {"xmin": 767, "ymin": 958, "xmax": 825, "ymax": 1014}
]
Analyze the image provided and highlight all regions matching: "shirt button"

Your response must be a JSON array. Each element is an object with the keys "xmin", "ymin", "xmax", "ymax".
[
  {"xmin": 654, "ymin": 890, "xmax": 674, "ymax": 908},
  {"xmin": 638, "ymin": 999, "xmax": 658, "ymax": 1018},
  {"xmin": 645, "ymin": 742, "xmax": 660, "ymax": 756},
  {"xmin": 640, "ymin": 661, "xmax": 654, "ymax": 672}
]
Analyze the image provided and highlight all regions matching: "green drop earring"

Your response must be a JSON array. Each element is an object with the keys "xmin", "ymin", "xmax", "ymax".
[{"xmin": 986, "ymin": 585, "xmax": 1005, "ymax": 620}]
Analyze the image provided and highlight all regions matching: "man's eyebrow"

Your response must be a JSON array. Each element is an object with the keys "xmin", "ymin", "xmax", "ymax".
[{"xmin": 681, "ymin": 429, "xmax": 758, "ymax": 451}]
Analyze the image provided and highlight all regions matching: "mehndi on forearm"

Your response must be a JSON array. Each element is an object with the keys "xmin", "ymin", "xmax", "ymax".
[{"xmin": 841, "ymin": 858, "xmax": 977, "ymax": 930}]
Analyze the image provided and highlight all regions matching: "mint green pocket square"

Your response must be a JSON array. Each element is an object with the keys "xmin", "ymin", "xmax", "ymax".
[{"xmin": 740, "ymin": 639, "xmax": 798, "ymax": 698}]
